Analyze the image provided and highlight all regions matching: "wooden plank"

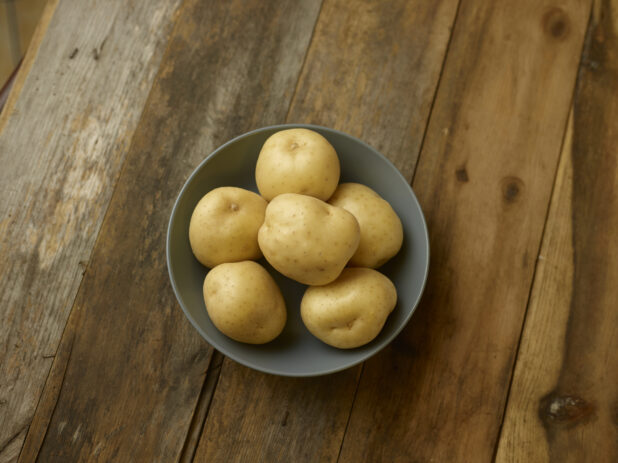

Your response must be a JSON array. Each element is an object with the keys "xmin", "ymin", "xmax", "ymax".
[
  {"xmin": 196, "ymin": 365, "xmax": 361, "ymax": 462},
  {"xmin": 0, "ymin": 0, "xmax": 58, "ymax": 128},
  {"xmin": 193, "ymin": 0, "xmax": 460, "ymax": 461},
  {"xmin": 0, "ymin": 1, "xmax": 183, "ymax": 461},
  {"xmin": 336, "ymin": 0, "xmax": 593, "ymax": 461},
  {"xmin": 288, "ymin": 0, "xmax": 461, "ymax": 179},
  {"xmin": 14, "ymin": 0, "xmax": 49, "ymax": 59},
  {"xmin": 496, "ymin": 1, "xmax": 618, "ymax": 460},
  {"xmin": 0, "ymin": 3, "xmax": 17, "ymax": 88},
  {"xmin": 21, "ymin": 0, "xmax": 323, "ymax": 461}
]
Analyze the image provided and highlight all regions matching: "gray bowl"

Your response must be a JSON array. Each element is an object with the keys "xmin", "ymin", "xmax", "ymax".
[{"xmin": 167, "ymin": 124, "xmax": 429, "ymax": 376}]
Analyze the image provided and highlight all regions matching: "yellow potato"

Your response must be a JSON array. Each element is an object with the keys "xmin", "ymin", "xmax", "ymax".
[
  {"xmin": 255, "ymin": 128, "xmax": 340, "ymax": 201},
  {"xmin": 204, "ymin": 261, "xmax": 286, "ymax": 344},
  {"xmin": 258, "ymin": 193, "xmax": 360, "ymax": 285},
  {"xmin": 189, "ymin": 187, "xmax": 267, "ymax": 268},
  {"xmin": 301, "ymin": 268, "xmax": 397, "ymax": 349},
  {"xmin": 329, "ymin": 183, "xmax": 403, "ymax": 268}
]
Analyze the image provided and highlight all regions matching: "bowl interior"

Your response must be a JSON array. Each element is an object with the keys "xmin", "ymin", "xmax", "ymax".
[{"xmin": 167, "ymin": 124, "xmax": 429, "ymax": 376}]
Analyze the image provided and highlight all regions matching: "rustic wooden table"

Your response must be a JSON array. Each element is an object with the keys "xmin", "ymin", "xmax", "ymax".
[{"xmin": 1, "ymin": 0, "xmax": 616, "ymax": 461}]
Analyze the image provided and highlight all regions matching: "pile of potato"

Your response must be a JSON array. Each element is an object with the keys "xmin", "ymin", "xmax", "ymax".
[{"xmin": 189, "ymin": 129, "xmax": 403, "ymax": 349}]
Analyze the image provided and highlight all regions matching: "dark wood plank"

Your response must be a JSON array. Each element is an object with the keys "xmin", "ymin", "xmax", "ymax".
[
  {"xmin": 336, "ymin": 0, "xmax": 593, "ymax": 461},
  {"xmin": 196, "ymin": 365, "xmax": 361, "ymax": 462},
  {"xmin": 288, "ymin": 0, "xmax": 462, "ymax": 178},
  {"xmin": 496, "ymin": 1, "xmax": 618, "ymax": 460},
  {"xmin": 0, "ymin": 1, "xmax": 183, "ymax": 461},
  {"xmin": 19, "ymin": 0, "xmax": 322, "ymax": 461},
  {"xmin": 193, "ymin": 0, "xmax": 460, "ymax": 461}
]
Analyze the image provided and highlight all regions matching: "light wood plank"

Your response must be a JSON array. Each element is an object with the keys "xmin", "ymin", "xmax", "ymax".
[
  {"xmin": 0, "ymin": 1, "xmax": 183, "ymax": 461},
  {"xmin": 337, "ymin": 0, "xmax": 592, "ymax": 461},
  {"xmin": 193, "ymin": 0, "xmax": 460, "ymax": 461},
  {"xmin": 496, "ymin": 1, "xmax": 618, "ymax": 460},
  {"xmin": 21, "ymin": 0, "xmax": 323, "ymax": 461}
]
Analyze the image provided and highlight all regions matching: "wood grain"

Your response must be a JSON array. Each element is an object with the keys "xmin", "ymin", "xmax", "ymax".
[
  {"xmin": 196, "ymin": 365, "xmax": 361, "ymax": 463},
  {"xmin": 0, "ymin": 1, "xmax": 183, "ymax": 461},
  {"xmin": 496, "ymin": 1, "xmax": 618, "ymax": 460},
  {"xmin": 288, "ymin": 0, "xmax": 461, "ymax": 178},
  {"xmin": 193, "ymin": 0, "xmax": 460, "ymax": 461},
  {"xmin": 336, "ymin": 0, "xmax": 592, "ymax": 461},
  {"xmin": 0, "ymin": 0, "xmax": 58, "ymax": 129},
  {"xmin": 21, "ymin": 0, "xmax": 322, "ymax": 461}
]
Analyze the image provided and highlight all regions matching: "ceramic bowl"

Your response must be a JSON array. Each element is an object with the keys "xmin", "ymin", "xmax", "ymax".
[{"xmin": 167, "ymin": 124, "xmax": 429, "ymax": 376}]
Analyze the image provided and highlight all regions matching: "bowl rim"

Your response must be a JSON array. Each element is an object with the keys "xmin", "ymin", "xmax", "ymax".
[{"xmin": 166, "ymin": 123, "xmax": 430, "ymax": 377}]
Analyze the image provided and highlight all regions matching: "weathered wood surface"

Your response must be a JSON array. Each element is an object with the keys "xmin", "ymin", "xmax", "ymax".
[
  {"xmin": 337, "ymin": 0, "xmax": 592, "ymax": 461},
  {"xmin": 496, "ymin": 1, "xmax": 618, "ymax": 460},
  {"xmin": 0, "ymin": 0, "xmax": 183, "ymax": 461},
  {"xmin": 0, "ymin": 0, "xmax": 58, "ymax": 128},
  {"xmin": 289, "ymin": 0, "xmax": 461, "ymax": 178},
  {"xmin": 193, "ymin": 0, "xmax": 460, "ymax": 461},
  {"xmin": 1, "ymin": 0, "xmax": 615, "ymax": 461},
  {"xmin": 18, "ymin": 0, "xmax": 322, "ymax": 461}
]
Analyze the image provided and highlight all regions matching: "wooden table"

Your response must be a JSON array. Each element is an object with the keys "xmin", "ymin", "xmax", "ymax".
[{"xmin": 1, "ymin": 0, "xmax": 616, "ymax": 461}]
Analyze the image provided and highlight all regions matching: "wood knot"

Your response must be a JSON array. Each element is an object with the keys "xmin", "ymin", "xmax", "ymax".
[
  {"xmin": 539, "ymin": 394, "xmax": 595, "ymax": 427},
  {"xmin": 455, "ymin": 166, "xmax": 469, "ymax": 183},
  {"xmin": 501, "ymin": 176, "xmax": 524, "ymax": 203},
  {"xmin": 543, "ymin": 8, "xmax": 570, "ymax": 41}
]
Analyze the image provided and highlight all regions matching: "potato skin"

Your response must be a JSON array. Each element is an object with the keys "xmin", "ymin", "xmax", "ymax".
[
  {"xmin": 258, "ymin": 193, "xmax": 360, "ymax": 286},
  {"xmin": 328, "ymin": 183, "xmax": 403, "ymax": 268},
  {"xmin": 301, "ymin": 268, "xmax": 397, "ymax": 349},
  {"xmin": 204, "ymin": 261, "xmax": 286, "ymax": 344},
  {"xmin": 255, "ymin": 128, "xmax": 340, "ymax": 201},
  {"xmin": 189, "ymin": 187, "xmax": 267, "ymax": 268}
]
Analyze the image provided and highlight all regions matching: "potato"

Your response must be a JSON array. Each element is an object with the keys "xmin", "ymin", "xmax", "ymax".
[
  {"xmin": 328, "ymin": 183, "xmax": 403, "ymax": 268},
  {"xmin": 204, "ymin": 261, "xmax": 286, "ymax": 344},
  {"xmin": 189, "ymin": 187, "xmax": 267, "ymax": 268},
  {"xmin": 255, "ymin": 128, "xmax": 340, "ymax": 201},
  {"xmin": 301, "ymin": 268, "xmax": 397, "ymax": 349},
  {"xmin": 258, "ymin": 193, "xmax": 360, "ymax": 285}
]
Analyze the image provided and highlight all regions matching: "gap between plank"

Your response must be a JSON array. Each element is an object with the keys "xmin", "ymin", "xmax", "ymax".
[
  {"xmin": 330, "ymin": 0, "xmax": 465, "ymax": 459},
  {"xmin": 410, "ymin": 0, "xmax": 463, "ymax": 186},
  {"xmin": 14, "ymin": 1, "xmax": 190, "ymax": 460},
  {"xmin": 335, "ymin": 365, "xmax": 364, "ymax": 463},
  {"xmin": 178, "ymin": 2, "xmax": 326, "ymax": 457},
  {"xmin": 177, "ymin": 350, "xmax": 225, "ymax": 463},
  {"xmin": 489, "ymin": 4, "xmax": 595, "ymax": 462},
  {"xmin": 0, "ymin": 0, "xmax": 59, "ymax": 133},
  {"xmin": 27, "ymin": 331, "xmax": 76, "ymax": 463},
  {"xmin": 284, "ymin": 0, "xmax": 325, "ymax": 123}
]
